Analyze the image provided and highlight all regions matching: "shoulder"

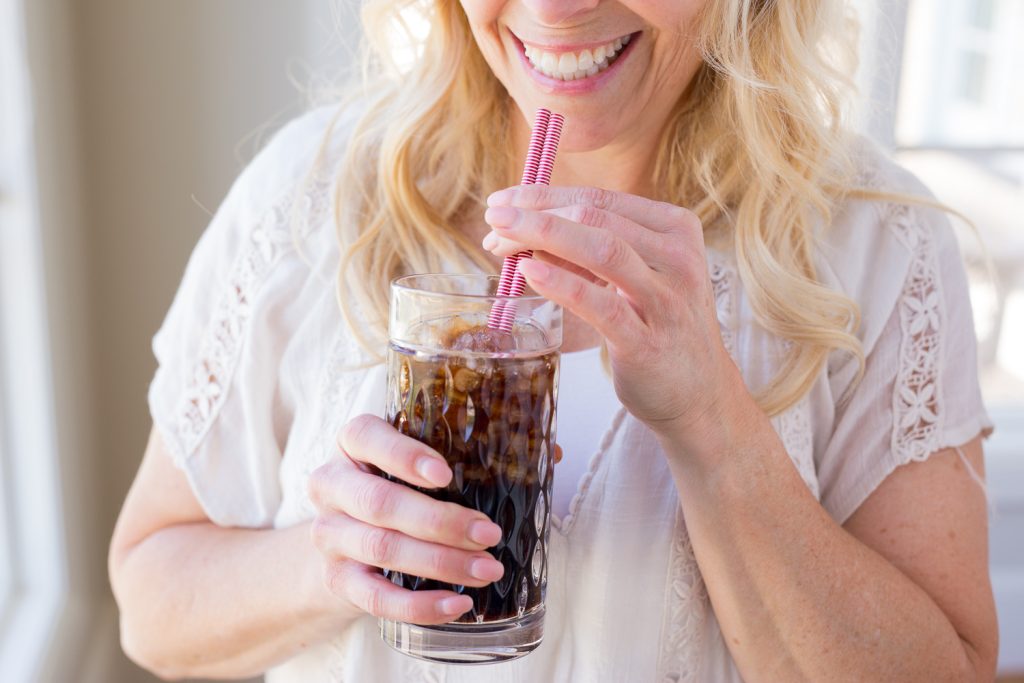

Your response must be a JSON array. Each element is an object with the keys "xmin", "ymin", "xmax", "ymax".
[
  {"xmin": 229, "ymin": 102, "xmax": 365, "ymax": 219},
  {"xmin": 817, "ymin": 136, "xmax": 962, "ymax": 350},
  {"xmin": 828, "ymin": 135, "xmax": 960, "ymax": 258}
]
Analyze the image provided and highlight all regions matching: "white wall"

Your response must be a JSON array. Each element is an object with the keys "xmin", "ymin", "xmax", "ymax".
[{"xmin": 23, "ymin": 2, "xmax": 355, "ymax": 681}]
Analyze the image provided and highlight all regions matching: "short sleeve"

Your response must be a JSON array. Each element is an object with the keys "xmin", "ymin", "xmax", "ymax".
[
  {"xmin": 816, "ymin": 199, "xmax": 995, "ymax": 524},
  {"xmin": 148, "ymin": 107, "xmax": 341, "ymax": 528}
]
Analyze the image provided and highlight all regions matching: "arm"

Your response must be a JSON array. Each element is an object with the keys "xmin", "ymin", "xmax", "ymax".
[
  {"xmin": 481, "ymin": 184, "xmax": 997, "ymax": 682},
  {"xmin": 110, "ymin": 421, "xmax": 506, "ymax": 680},
  {"xmin": 659, "ymin": 389, "xmax": 997, "ymax": 682},
  {"xmin": 109, "ymin": 427, "xmax": 359, "ymax": 680}
]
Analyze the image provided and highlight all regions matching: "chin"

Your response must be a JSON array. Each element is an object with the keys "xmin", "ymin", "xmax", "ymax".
[{"xmin": 508, "ymin": 96, "xmax": 628, "ymax": 153}]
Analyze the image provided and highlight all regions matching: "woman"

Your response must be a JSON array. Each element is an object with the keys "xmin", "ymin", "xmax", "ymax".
[{"xmin": 109, "ymin": 0, "xmax": 999, "ymax": 680}]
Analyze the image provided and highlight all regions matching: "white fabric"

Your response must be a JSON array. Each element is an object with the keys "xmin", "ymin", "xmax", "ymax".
[
  {"xmin": 148, "ymin": 105, "xmax": 994, "ymax": 682},
  {"xmin": 551, "ymin": 346, "xmax": 620, "ymax": 518}
]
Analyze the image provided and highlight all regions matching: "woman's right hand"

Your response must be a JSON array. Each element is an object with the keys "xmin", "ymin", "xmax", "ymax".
[{"xmin": 308, "ymin": 414, "xmax": 506, "ymax": 625}]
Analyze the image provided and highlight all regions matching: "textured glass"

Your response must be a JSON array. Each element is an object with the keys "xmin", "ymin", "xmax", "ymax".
[{"xmin": 384, "ymin": 344, "xmax": 557, "ymax": 623}]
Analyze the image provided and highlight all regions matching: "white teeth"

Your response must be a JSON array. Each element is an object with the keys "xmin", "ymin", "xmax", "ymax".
[
  {"xmin": 523, "ymin": 34, "xmax": 632, "ymax": 80},
  {"xmin": 577, "ymin": 49, "xmax": 594, "ymax": 70}
]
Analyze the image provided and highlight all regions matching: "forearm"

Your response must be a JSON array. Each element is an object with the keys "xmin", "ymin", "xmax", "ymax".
[
  {"xmin": 113, "ymin": 521, "xmax": 359, "ymax": 679},
  {"xmin": 662, "ymin": 401, "xmax": 978, "ymax": 682}
]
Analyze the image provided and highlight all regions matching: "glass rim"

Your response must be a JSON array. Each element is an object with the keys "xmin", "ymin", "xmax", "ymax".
[{"xmin": 390, "ymin": 273, "xmax": 551, "ymax": 303}]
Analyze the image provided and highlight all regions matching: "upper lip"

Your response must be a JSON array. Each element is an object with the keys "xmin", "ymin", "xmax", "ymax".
[{"xmin": 509, "ymin": 29, "xmax": 637, "ymax": 53}]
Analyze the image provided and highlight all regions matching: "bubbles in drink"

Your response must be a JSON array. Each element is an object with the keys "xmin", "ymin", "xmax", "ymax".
[{"xmin": 384, "ymin": 323, "xmax": 557, "ymax": 623}]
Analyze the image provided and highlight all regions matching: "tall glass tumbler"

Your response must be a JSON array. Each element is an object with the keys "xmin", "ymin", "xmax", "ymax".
[{"xmin": 379, "ymin": 274, "xmax": 561, "ymax": 664}]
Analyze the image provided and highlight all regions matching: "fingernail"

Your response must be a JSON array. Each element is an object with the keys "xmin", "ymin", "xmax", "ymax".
[
  {"xmin": 439, "ymin": 595, "xmax": 473, "ymax": 616},
  {"xmin": 469, "ymin": 557, "xmax": 505, "ymax": 582},
  {"xmin": 487, "ymin": 188, "xmax": 516, "ymax": 206},
  {"xmin": 415, "ymin": 456, "xmax": 451, "ymax": 487},
  {"xmin": 518, "ymin": 258, "xmax": 550, "ymax": 283},
  {"xmin": 482, "ymin": 231, "xmax": 498, "ymax": 250},
  {"xmin": 485, "ymin": 206, "xmax": 520, "ymax": 228},
  {"xmin": 467, "ymin": 519, "xmax": 502, "ymax": 546}
]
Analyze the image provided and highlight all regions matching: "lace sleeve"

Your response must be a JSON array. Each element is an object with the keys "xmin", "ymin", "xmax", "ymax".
[
  {"xmin": 816, "ymin": 200, "xmax": 994, "ymax": 524},
  {"xmin": 147, "ymin": 108, "xmax": 339, "ymax": 528}
]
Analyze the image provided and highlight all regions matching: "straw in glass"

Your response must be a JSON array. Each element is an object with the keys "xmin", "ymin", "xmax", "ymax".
[
  {"xmin": 498, "ymin": 112, "xmax": 564, "ymax": 331},
  {"xmin": 487, "ymin": 108, "xmax": 551, "ymax": 330}
]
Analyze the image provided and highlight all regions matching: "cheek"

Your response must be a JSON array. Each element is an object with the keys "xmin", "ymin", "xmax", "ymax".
[
  {"xmin": 457, "ymin": 0, "xmax": 505, "ymax": 32},
  {"xmin": 458, "ymin": 2, "xmax": 507, "ymax": 67},
  {"xmin": 642, "ymin": 2, "xmax": 707, "ymax": 83}
]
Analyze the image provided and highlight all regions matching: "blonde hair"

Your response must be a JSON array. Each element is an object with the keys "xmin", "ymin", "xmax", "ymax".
[{"xmin": 328, "ymin": 0, "xmax": 871, "ymax": 416}]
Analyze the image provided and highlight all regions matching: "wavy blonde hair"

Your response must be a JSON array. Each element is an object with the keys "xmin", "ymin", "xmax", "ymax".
[{"xmin": 328, "ymin": 0, "xmax": 869, "ymax": 416}]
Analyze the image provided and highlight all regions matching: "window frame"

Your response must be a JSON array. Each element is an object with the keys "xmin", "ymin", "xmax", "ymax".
[
  {"xmin": 881, "ymin": 2, "xmax": 1024, "ymax": 674},
  {"xmin": 0, "ymin": 0, "xmax": 71, "ymax": 678}
]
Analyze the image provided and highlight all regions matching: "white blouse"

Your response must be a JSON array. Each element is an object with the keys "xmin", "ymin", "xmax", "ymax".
[
  {"xmin": 148, "ymin": 105, "xmax": 993, "ymax": 683},
  {"xmin": 552, "ymin": 346, "xmax": 620, "ymax": 518}
]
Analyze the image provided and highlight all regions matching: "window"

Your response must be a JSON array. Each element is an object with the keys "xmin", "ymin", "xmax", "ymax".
[
  {"xmin": 890, "ymin": 0, "xmax": 1024, "ymax": 674},
  {"xmin": 0, "ymin": 0, "xmax": 68, "ymax": 678}
]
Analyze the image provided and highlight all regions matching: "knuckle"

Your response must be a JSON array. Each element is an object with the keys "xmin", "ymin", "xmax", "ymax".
[
  {"xmin": 567, "ymin": 203, "xmax": 601, "ymax": 227},
  {"xmin": 361, "ymin": 527, "xmax": 398, "ymax": 567},
  {"xmin": 422, "ymin": 505, "xmax": 450, "ymax": 541},
  {"xmin": 567, "ymin": 278, "xmax": 588, "ymax": 306},
  {"xmin": 307, "ymin": 466, "xmax": 327, "ymax": 507},
  {"xmin": 535, "ymin": 211, "xmax": 556, "ymax": 239},
  {"xmin": 310, "ymin": 515, "xmax": 332, "ymax": 552},
  {"xmin": 324, "ymin": 558, "xmax": 356, "ymax": 600},
  {"xmin": 307, "ymin": 459, "xmax": 347, "ymax": 509},
  {"xmin": 577, "ymin": 186, "xmax": 612, "ymax": 211},
  {"xmin": 385, "ymin": 439, "xmax": 413, "ymax": 470},
  {"xmin": 606, "ymin": 299, "xmax": 627, "ymax": 327},
  {"xmin": 361, "ymin": 581, "xmax": 387, "ymax": 617},
  {"xmin": 339, "ymin": 414, "xmax": 375, "ymax": 453},
  {"xmin": 593, "ymin": 233, "xmax": 626, "ymax": 269},
  {"xmin": 426, "ymin": 548, "xmax": 448, "ymax": 578},
  {"xmin": 356, "ymin": 477, "xmax": 396, "ymax": 520},
  {"xmin": 666, "ymin": 203, "xmax": 692, "ymax": 223}
]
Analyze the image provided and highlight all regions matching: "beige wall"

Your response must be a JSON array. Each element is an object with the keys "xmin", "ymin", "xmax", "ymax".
[{"xmin": 26, "ymin": 1, "xmax": 355, "ymax": 680}]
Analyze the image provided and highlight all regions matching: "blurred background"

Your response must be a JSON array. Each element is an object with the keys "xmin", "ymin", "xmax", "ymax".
[{"xmin": 0, "ymin": 1, "xmax": 1020, "ymax": 681}]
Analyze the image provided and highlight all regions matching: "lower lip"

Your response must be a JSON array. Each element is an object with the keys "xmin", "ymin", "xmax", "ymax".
[{"xmin": 511, "ymin": 31, "xmax": 639, "ymax": 95}]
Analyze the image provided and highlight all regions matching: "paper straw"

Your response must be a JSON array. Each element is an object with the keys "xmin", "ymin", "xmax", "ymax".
[
  {"xmin": 498, "ymin": 113, "xmax": 564, "ymax": 331},
  {"xmin": 488, "ymin": 109, "xmax": 551, "ymax": 330}
]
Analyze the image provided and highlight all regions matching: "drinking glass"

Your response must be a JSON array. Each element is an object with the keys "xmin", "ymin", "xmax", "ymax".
[{"xmin": 379, "ymin": 274, "xmax": 561, "ymax": 664}]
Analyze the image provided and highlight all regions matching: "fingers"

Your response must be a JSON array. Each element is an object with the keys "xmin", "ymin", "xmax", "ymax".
[
  {"xmin": 484, "ymin": 205, "xmax": 654, "ymax": 297},
  {"xmin": 309, "ymin": 460, "xmax": 502, "ymax": 552},
  {"xmin": 314, "ymin": 513, "xmax": 504, "ymax": 588},
  {"xmin": 516, "ymin": 258, "xmax": 642, "ymax": 347},
  {"xmin": 338, "ymin": 414, "xmax": 452, "ymax": 489},
  {"xmin": 489, "ymin": 185, "xmax": 699, "ymax": 235},
  {"xmin": 325, "ymin": 559, "xmax": 474, "ymax": 625}
]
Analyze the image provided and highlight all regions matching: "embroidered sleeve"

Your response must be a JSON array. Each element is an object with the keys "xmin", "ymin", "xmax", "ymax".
[
  {"xmin": 817, "ymin": 200, "xmax": 993, "ymax": 524},
  {"xmin": 147, "ymin": 108, "xmax": 340, "ymax": 527}
]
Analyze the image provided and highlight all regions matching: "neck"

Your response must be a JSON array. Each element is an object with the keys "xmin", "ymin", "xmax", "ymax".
[{"xmin": 510, "ymin": 110, "xmax": 663, "ymax": 198}]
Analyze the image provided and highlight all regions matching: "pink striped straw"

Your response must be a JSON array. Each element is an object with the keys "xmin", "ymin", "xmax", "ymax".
[
  {"xmin": 498, "ymin": 113, "xmax": 564, "ymax": 331},
  {"xmin": 487, "ymin": 109, "xmax": 551, "ymax": 330}
]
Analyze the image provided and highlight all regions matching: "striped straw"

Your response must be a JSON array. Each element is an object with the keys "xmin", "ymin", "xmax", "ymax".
[
  {"xmin": 498, "ymin": 113, "xmax": 564, "ymax": 331},
  {"xmin": 488, "ymin": 109, "xmax": 551, "ymax": 330}
]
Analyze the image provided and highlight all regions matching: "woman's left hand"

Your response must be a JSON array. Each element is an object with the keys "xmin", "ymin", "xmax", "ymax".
[{"xmin": 483, "ymin": 185, "xmax": 744, "ymax": 445}]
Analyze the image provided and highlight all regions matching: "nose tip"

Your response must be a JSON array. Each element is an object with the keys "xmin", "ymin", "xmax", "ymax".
[{"xmin": 521, "ymin": 0, "xmax": 601, "ymax": 27}]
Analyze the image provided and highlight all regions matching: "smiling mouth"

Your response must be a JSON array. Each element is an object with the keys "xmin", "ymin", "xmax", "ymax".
[{"xmin": 517, "ymin": 32, "xmax": 638, "ymax": 82}]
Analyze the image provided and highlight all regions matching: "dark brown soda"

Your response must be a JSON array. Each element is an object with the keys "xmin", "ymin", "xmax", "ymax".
[{"xmin": 383, "ymin": 324, "xmax": 557, "ymax": 624}]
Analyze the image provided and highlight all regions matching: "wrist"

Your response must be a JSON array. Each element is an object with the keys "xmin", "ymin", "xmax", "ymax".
[{"xmin": 653, "ymin": 373, "xmax": 769, "ymax": 478}]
